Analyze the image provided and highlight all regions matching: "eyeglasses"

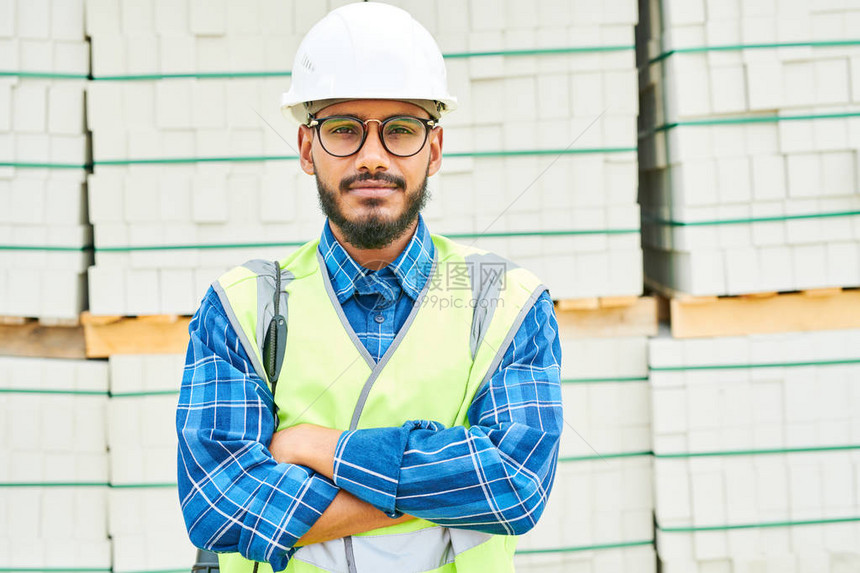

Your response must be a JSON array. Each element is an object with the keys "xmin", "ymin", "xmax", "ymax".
[{"xmin": 308, "ymin": 115, "xmax": 437, "ymax": 158}]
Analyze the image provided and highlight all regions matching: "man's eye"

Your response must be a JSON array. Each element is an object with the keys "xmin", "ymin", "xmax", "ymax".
[
  {"xmin": 329, "ymin": 126, "xmax": 358, "ymax": 135},
  {"xmin": 386, "ymin": 123, "xmax": 417, "ymax": 136}
]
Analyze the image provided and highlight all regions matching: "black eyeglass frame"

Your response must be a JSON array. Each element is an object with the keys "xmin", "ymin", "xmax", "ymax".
[{"xmin": 307, "ymin": 114, "xmax": 438, "ymax": 158}]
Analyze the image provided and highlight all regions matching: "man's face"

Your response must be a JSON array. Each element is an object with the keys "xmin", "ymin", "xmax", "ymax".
[{"xmin": 297, "ymin": 99, "xmax": 443, "ymax": 250}]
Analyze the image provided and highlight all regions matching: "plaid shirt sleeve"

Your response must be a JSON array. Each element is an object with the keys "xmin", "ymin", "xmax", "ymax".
[
  {"xmin": 332, "ymin": 290, "xmax": 563, "ymax": 535},
  {"xmin": 176, "ymin": 288, "xmax": 339, "ymax": 569}
]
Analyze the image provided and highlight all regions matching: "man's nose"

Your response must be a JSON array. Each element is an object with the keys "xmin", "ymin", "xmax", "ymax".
[{"xmin": 354, "ymin": 121, "xmax": 390, "ymax": 173}]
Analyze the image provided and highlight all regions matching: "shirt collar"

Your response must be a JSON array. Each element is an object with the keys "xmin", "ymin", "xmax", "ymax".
[{"xmin": 318, "ymin": 215, "xmax": 435, "ymax": 304}]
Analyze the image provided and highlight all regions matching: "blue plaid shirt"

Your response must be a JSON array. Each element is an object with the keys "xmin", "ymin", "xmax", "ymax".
[{"xmin": 176, "ymin": 216, "xmax": 563, "ymax": 570}]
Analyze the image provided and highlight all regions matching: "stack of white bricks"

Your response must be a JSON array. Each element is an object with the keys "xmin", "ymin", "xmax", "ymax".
[
  {"xmin": 85, "ymin": 0, "xmax": 318, "ymax": 315},
  {"xmin": 1, "ymin": 0, "xmax": 91, "ymax": 319},
  {"xmin": 107, "ymin": 353, "xmax": 195, "ymax": 572},
  {"xmin": 84, "ymin": 0, "xmax": 643, "ymax": 315},
  {"xmin": 638, "ymin": 0, "xmax": 860, "ymax": 296},
  {"xmin": 0, "ymin": 356, "xmax": 111, "ymax": 569},
  {"xmin": 515, "ymin": 335, "xmax": 656, "ymax": 572},
  {"xmin": 649, "ymin": 327, "xmax": 860, "ymax": 572},
  {"xmin": 411, "ymin": 0, "xmax": 644, "ymax": 300}
]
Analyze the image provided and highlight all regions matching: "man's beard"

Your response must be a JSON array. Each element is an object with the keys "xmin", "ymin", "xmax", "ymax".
[{"xmin": 316, "ymin": 171, "xmax": 430, "ymax": 250}]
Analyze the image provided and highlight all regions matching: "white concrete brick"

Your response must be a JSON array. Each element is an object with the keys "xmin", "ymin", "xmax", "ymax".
[
  {"xmin": 192, "ymin": 80, "xmax": 225, "ymax": 129},
  {"xmin": 782, "ymin": 61, "xmax": 815, "ymax": 108},
  {"xmin": 13, "ymin": 84, "xmax": 46, "ymax": 133},
  {"xmin": 785, "ymin": 154, "xmax": 821, "ymax": 198},
  {"xmin": 668, "ymin": 56, "xmax": 711, "ymax": 118},
  {"xmin": 751, "ymin": 155, "xmax": 786, "ymax": 201},
  {"xmin": 814, "ymin": 59, "xmax": 851, "ymax": 106},
  {"xmin": 88, "ymin": 171, "xmax": 125, "ymax": 223},
  {"xmin": 50, "ymin": 0, "xmax": 84, "ymax": 40},
  {"xmin": 0, "ymin": 0, "xmax": 14, "ymax": 37},
  {"xmin": 190, "ymin": 0, "xmax": 226, "ymax": 35},
  {"xmin": 744, "ymin": 63, "xmax": 782, "ymax": 111},
  {"xmin": 50, "ymin": 134, "xmax": 87, "ymax": 164},
  {"xmin": 47, "ymin": 85, "xmax": 84, "ymax": 135},
  {"xmin": 826, "ymin": 242, "xmax": 860, "ymax": 287},
  {"xmin": 192, "ymin": 173, "xmax": 228, "ymax": 222},
  {"xmin": 159, "ymin": 35, "xmax": 196, "ymax": 75},
  {"xmin": 160, "ymin": 269, "xmax": 195, "ymax": 314},
  {"xmin": 88, "ymin": 265, "xmax": 127, "ymax": 315},
  {"xmin": 469, "ymin": 0, "xmax": 504, "ymax": 30},
  {"xmin": 126, "ymin": 268, "xmax": 160, "ymax": 314},
  {"xmin": 154, "ymin": 0, "xmax": 188, "ymax": 34},
  {"xmin": 851, "ymin": 56, "xmax": 860, "ymax": 103},
  {"xmin": 793, "ymin": 244, "xmax": 829, "ymax": 290},
  {"xmin": 664, "ymin": 0, "xmax": 705, "ymax": 25},
  {"xmin": 125, "ymin": 34, "xmax": 158, "ymax": 75},
  {"xmin": 195, "ymin": 36, "xmax": 230, "ymax": 73},
  {"xmin": 120, "ymin": 0, "xmax": 154, "ymax": 33},
  {"xmin": 91, "ymin": 34, "xmax": 126, "ymax": 77},
  {"xmin": 155, "ymin": 80, "xmax": 193, "ymax": 129},
  {"xmin": 85, "ymin": 0, "xmax": 120, "ymax": 35},
  {"xmin": 17, "ymin": 0, "xmax": 49, "ymax": 39},
  {"xmin": 710, "ymin": 66, "xmax": 747, "ymax": 115}
]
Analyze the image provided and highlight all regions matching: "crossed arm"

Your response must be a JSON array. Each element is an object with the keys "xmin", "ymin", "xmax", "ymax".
[{"xmin": 177, "ymin": 289, "xmax": 562, "ymax": 570}]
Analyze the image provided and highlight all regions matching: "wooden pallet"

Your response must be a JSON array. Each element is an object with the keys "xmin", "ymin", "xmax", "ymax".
[
  {"xmin": 0, "ymin": 318, "xmax": 86, "ymax": 359},
  {"xmin": 657, "ymin": 287, "xmax": 860, "ymax": 338},
  {"xmin": 554, "ymin": 296, "xmax": 658, "ymax": 338},
  {"xmin": 82, "ymin": 312, "xmax": 192, "ymax": 358}
]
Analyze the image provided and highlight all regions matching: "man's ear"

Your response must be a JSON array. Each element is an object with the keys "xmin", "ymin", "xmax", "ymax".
[
  {"xmin": 298, "ymin": 125, "xmax": 314, "ymax": 175},
  {"xmin": 427, "ymin": 126, "xmax": 443, "ymax": 177}
]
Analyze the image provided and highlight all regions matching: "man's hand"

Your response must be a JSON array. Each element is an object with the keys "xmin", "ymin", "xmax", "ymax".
[
  {"xmin": 269, "ymin": 423, "xmax": 343, "ymax": 479},
  {"xmin": 271, "ymin": 424, "xmax": 416, "ymax": 546}
]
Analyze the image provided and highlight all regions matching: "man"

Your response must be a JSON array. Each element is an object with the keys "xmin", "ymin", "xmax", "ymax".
[{"xmin": 176, "ymin": 3, "xmax": 562, "ymax": 572}]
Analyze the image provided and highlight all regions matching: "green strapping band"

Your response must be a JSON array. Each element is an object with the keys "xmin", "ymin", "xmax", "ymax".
[
  {"xmin": 2, "ymin": 46, "xmax": 635, "ymax": 81},
  {"xmin": 558, "ymin": 451, "xmax": 652, "ymax": 463},
  {"xmin": 0, "ymin": 482, "xmax": 108, "ymax": 488},
  {"xmin": 653, "ymin": 111, "xmax": 860, "ymax": 133},
  {"xmin": 0, "ymin": 161, "xmax": 88, "ymax": 169},
  {"xmin": 0, "ymin": 388, "xmax": 108, "ymax": 396},
  {"xmin": 0, "ymin": 245, "xmax": 92, "ymax": 252},
  {"xmin": 515, "ymin": 539, "xmax": 653, "ymax": 555},
  {"xmin": 444, "ymin": 45, "xmax": 634, "ymax": 59},
  {"xmin": 562, "ymin": 376, "xmax": 648, "ymax": 384},
  {"xmin": 651, "ymin": 357, "xmax": 860, "ymax": 372},
  {"xmin": 656, "ymin": 444, "xmax": 860, "ymax": 459},
  {"xmin": 110, "ymin": 390, "xmax": 180, "ymax": 398},
  {"xmin": 93, "ymin": 71, "xmax": 291, "ymax": 81},
  {"xmin": 0, "ymin": 71, "xmax": 90, "ymax": 80},
  {"xmin": 2, "ymin": 147, "xmax": 637, "ymax": 170},
  {"xmin": 643, "ymin": 210, "xmax": 860, "ymax": 227},
  {"xmin": 116, "ymin": 570, "xmax": 188, "ymax": 573},
  {"xmin": 659, "ymin": 515, "xmax": 860, "ymax": 533},
  {"xmin": 0, "ymin": 227, "xmax": 636, "ymax": 253},
  {"xmin": 92, "ymin": 229, "xmax": 638, "ymax": 252},
  {"xmin": 649, "ymin": 39, "xmax": 860, "ymax": 65},
  {"xmin": 91, "ymin": 147, "xmax": 635, "ymax": 167},
  {"xmin": 109, "ymin": 483, "xmax": 177, "ymax": 489},
  {"xmin": 0, "ymin": 567, "xmax": 112, "ymax": 573}
]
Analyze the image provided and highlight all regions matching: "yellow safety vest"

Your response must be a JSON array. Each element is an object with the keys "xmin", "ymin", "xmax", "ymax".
[{"xmin": 212, "ymin": 234, "xmax": 546, "ymax": 573}]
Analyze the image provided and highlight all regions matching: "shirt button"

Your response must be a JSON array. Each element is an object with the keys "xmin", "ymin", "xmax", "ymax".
[{"xmin": 374, "ymin": 314, "xmax": 385, "ymax": 323}]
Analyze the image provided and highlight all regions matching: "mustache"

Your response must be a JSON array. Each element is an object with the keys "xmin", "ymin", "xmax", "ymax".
[{"xmin": 339, "ymin": 172, "xmax": 406, "ymax": 193}]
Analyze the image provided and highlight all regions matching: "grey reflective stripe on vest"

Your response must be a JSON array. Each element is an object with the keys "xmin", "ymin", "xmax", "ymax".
[
  {"xmin": 241, "ymin": 259, "xmax": 294, "ymax": 370},
  {"xmin": 293, "ymin": 527, "xmax": 493, "ymax": 573},
  {"xmin": 465, "ymin": 253, "xmax": 518, "ymax": 360},
  {"xmin": 315, "ymin": 251, "xmax": 440, "ymax": 573},
  {"xmin": 313, "ymin": 250, "xmax": 440, "ymax": 432},
  {"xmin": 212, "ymin": 281, "xmax": 270, "ymax": 394},
  {"xmin": 316, "ymin": 251, "xmax": 376, "ymax": 369}
]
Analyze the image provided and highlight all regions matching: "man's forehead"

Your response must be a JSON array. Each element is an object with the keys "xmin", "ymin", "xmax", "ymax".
[{"xmin": 315, "ymin": 99, "xmax": 432, "ymax": 119}]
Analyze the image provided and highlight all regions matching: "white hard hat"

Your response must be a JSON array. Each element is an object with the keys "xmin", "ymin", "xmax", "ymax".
[{"xmin": 281, "ymin": 2, "xmax": 457, "ymax": 124}]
